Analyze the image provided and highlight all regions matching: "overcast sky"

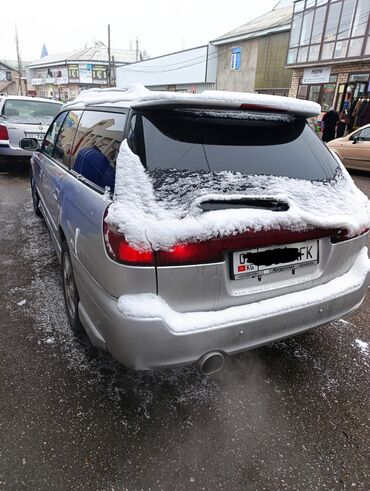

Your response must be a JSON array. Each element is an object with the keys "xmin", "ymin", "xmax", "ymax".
[{"xmin": 1, "ymin": 0, "xmax": 281, "ymax": 62}]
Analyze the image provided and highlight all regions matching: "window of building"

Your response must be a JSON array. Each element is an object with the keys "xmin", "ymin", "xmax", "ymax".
[
  {"xmin": 231, "ymin": 47, "xmax": 241, "ymax": 70},
  {"xmin": 324, "ymin": 1, "xmax": 342, "ymax": 42},
  {"xmin": 297, "ymin": 75, "xmax": 338, "ymax": 111},
  {"xmin": 352, "ymin": 0, "xmax": 370, "ymax": 37},
  {"xmin": 311, "ymin": 5, "xmax": 327, "ymax": 44},
  {"xmin": 70, "ymin": 110, "xmax": 126, "ymax": 191},
  {"xmin": 287, "ymin": 0, "xmax": 370, "ymax": 65}
]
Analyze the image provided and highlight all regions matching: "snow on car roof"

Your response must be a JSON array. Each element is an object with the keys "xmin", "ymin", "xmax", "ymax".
[
  {"xmin": 64, "ymin": 84, "xmax": 321, "ymax": 117},
  {"xmin": 1, "ymin": 95, "xmax": 62, "ymax": 104}
]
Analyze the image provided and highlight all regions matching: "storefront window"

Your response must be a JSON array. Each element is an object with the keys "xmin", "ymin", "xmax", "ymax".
[
  {"xmin": 321, "ymin": 83, "xmax": 336, "ymax": 111},
  {"xmin": 321, "ymin": 42, "xmax": 335, "ymax": 59},
  {"xmin": 349, "ymin": 73, "xmax": 369, "ymax": 82},
  {"xmin": 334, "ymin": 40, "xmax": 349, "ymax": 58},
  {"xmin": 309, "ymin": 85, "xmax": 321, "ymax": 104},
  {"xmin": 297, "ymin": 85, "xmax": 308, "ymax": 100},
  {"xmin": 324, "ymin": 1, "xmax": 342, "ymax": 42},
  {"xmin": 348, "ymin": 37, "xmax": 364, "ymax": 57}
]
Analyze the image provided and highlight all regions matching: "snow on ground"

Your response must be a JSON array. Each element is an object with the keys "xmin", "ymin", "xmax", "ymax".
[
  {"xmin": 355, "ymin": 339, "xmax": 369, "ymax": 356},
  {"xmin": 106, "ymin": 141, "xmax": 370, "ymax": 252}
]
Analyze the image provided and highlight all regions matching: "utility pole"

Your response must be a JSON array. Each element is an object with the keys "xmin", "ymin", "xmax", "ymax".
[
  {"xmin": 15, "ymin": 26, "xmax": 23, "ymax": 95},
  {"xmin": 136, "ymin": 37, "xmax": 139, "ymax": 62},
  {"xmin": 107, "ymin": 24, "xmax": 111, "ymax": 87}
]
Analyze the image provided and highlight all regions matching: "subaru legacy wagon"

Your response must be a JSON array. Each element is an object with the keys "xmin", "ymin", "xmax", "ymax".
[{"xmin": 21, "ymin": 86, "xmax": 370, "ymax": 374}]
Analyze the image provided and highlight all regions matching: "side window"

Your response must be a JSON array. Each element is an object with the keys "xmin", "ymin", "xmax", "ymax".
[
  {"xmin": 358, "ymin": 127, "xmax": 370, "ymax": 141},
  {"xmin": 53, "ymin": 110, "xmax": 82, "ymax": 167},
  {"xmin": 42, "ymin": 112, "xmax": 67, "ymax": 157},
  {"xmin": 70, "ymin": 110, "xmax": 126, "ymax": 191}
]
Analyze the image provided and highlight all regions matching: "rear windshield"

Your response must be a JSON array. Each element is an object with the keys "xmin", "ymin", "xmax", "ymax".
[
  {"xmin": 2, "ymin": 99, "xmax": 61, "ymax": 125},
  {"xmin": 127, "ymin": 108, "xmax": 339, "ymax": 181}
]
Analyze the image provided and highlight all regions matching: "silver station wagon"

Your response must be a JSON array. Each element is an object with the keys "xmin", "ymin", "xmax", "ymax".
[{"xmin": 21, "ymin": 87, "xmax": 370, "ymax": 374}]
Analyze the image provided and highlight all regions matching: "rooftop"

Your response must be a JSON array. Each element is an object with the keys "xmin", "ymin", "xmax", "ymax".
[
  {"xmin": 212, "ymin": 5, "xmax": 293, "ymax": 45},
  {"xmin": 28, "ymin": 46, "xmax": 137, "ymax": 68}
]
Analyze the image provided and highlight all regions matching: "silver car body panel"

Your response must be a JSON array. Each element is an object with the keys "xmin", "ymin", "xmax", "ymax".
[{"xmin": 29, "ymin": 96, "xmax": 370, "ymax": 369}]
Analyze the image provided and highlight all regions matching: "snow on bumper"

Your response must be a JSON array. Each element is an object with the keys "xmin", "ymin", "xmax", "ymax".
[{"xmin": 113, "ymin": 248, "xmax": 370, "ymax": 368}]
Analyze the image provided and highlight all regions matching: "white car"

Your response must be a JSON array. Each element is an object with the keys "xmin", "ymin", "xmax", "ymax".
[{"xmin": 0, "ymin": 95, "xmax": 61, "ymax": 160}]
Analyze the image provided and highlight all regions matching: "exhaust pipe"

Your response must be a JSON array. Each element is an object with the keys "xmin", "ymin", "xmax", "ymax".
[{"xmin": 198, "ymin": 351, "xmax": 224, "ymax": 375}]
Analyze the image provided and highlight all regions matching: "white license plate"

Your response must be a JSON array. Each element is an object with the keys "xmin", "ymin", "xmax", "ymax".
[
  {"xmin": 26, "ymin": 132, "xmax": 45, "ymax": 141},
  {"xmin": 231, "ymin": 239, "xmax": 319, "ymax": 280}
]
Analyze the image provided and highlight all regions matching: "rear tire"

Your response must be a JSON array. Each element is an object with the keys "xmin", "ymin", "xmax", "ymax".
[
  {"xmin": 30, "ymin": 168, "xmax": 42, "ymax": 217},
  {"xmin": 61, "ymin": 242, "xmax": 83, "ymax": 333}
]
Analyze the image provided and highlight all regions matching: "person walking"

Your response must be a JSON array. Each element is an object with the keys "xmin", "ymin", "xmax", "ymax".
[{"xmin": 321, "ymin": 107, "xmax": 339, "ymax": 142}]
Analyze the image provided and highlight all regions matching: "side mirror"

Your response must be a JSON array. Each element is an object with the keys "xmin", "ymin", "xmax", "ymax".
[{"xmin": 20, "ymin": 137, "xmax": 39, "ymax": 151}]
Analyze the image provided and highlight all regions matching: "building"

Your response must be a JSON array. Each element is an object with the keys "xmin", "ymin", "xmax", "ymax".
[
  {"xmin": 116, "ymin": 45, "xmax": 217, "ymax": 93},
  {"xmin": 0, "ymin": 61, "xmax": 28, "ymax": 96},
  {"xmin": 26, "ymin": 45, "xmax": 137, "ymax": 101},
  {"xmin": 211, "ymin": 1, "xmax": 294, "ymax": 96},
  {"xmin": 287, "ymin": 0, "xmax": 370, "ymax": 114}
]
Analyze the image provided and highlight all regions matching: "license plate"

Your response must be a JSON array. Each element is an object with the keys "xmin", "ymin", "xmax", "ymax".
[
  {"xmin": 26, "ymin": 132, "xmax": 45, "ymax": 141},
  {"xmin": 231, "ymin": 239, "xmax": 319, "ymax": 280}
]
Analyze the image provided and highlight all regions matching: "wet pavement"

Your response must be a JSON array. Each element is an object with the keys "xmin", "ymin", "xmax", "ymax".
[{"xmin": 0, "ymin": 161, "xmax": 369, "ymax": 490}]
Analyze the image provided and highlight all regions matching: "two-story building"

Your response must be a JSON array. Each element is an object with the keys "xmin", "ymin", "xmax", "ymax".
[
  {"xmin": 26, "ymin": 46, "xmax": 136, "ymax": 101},
  {"xmin": 211, "ymin": 1, "xmax": 294, "ymax": 96},
  {"xmin": 287, "ymin": 0, "xmax": 370, "ymax": 115}
]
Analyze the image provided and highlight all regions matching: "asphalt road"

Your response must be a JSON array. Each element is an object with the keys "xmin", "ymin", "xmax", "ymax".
[{"xmin": 0, "ymin": 161, "xmax": 369, "ymax": 491}]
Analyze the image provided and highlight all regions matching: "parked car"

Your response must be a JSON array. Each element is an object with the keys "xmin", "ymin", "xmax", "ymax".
[
  {"xmin": 327, "ymin": 124, "xmax": 370, "ymax": 171},
  {"xmin": 0, "ymin": 95, "xmax": 62, "ymax": 160},
  {"xmin": 20, "ymin": 87, "xmax": 370, "ymax": 374}
]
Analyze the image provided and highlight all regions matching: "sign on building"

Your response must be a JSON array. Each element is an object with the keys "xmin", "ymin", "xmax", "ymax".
[
  {"xmin": 68, "ymin": 64, "xmax": 79, "ymax": 83},
  {"xmin": 92, "ymin": 65, "xmax": 108, "ymax": 84},
  {"xmin": 79, "ymin": 63, "xmax": 93, "ymax": 83},
  {"xmin": 302, "ymin": 67, "xmax": 331, "ymax": 84}
]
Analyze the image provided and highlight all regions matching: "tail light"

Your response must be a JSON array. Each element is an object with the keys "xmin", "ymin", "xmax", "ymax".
[
  {"xmin": 104, "ymin": 216, "xmax": 344, "ymax": 267},
  {"xmin": 0, "ymin": 124, "xmax": 9, "ymax": 140},
  {"xmin": 104, "ymin": 222, "xmax": 154, "ymax": 265}
]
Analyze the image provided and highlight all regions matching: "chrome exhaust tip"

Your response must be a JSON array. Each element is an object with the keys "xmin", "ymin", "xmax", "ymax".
[{"xmin": 198, "ymin": 351, "xmax": 224, "ymax": 375}]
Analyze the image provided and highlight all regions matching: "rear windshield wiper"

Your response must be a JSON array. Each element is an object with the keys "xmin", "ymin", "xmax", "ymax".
[{"xmin": 199, "ymin": 198, "xmax": 289, "ymax": 212}]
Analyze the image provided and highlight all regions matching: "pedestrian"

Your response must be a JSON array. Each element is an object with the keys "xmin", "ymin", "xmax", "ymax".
[
  {"xmin": 321, "ymin": 107, "xmax": 339, "ymax": 142},
  {"xmin": 336, "ymin": 111, "xmax": 346, "ymax": 138}
]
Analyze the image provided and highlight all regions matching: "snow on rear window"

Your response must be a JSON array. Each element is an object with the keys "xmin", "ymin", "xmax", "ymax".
[{"xmin": 105, "ymin": 140, "xmax": 370, "ymax": 252}]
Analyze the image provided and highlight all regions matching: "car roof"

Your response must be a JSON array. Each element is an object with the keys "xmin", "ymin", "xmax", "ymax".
[
  {"xmin": 1, "ymin": 95, "xmax": 62, "ymax": 104},
  {"xmin": 63, "ymin": 83, "xmax": 321, "ymax": 118}
]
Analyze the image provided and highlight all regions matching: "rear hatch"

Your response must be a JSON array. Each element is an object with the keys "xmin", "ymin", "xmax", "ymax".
[
  {"xmin": 114, "ymin": 105, "xmax": 363, "ymax": 312},
  {"xmin": 0, "ymin": 98, "xmax": 61, "ymax": 148}
]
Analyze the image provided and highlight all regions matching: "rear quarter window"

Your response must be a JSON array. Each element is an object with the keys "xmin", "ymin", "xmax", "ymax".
[{"xmin": 70, "ymin": 110, "xmax": 126, "ymax": 191}]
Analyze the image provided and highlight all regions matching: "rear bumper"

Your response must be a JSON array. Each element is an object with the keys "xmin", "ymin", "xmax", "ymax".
[
  {"xmin": 77, "ymin": 247, "xmax": 370, "ymax": 369},
  {"xmin": 0, "ymin": 144, "xmax": 32, "ymax": 157}
]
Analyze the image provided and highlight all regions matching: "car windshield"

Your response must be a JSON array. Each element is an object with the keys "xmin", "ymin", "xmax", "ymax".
[
  {"xmin": 127, "ymin": 108, "xmax": 340, "ymax": 181},
  {"xmin": 2, "ymin": 99, "xmax": 61, "ymax": 125}
]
